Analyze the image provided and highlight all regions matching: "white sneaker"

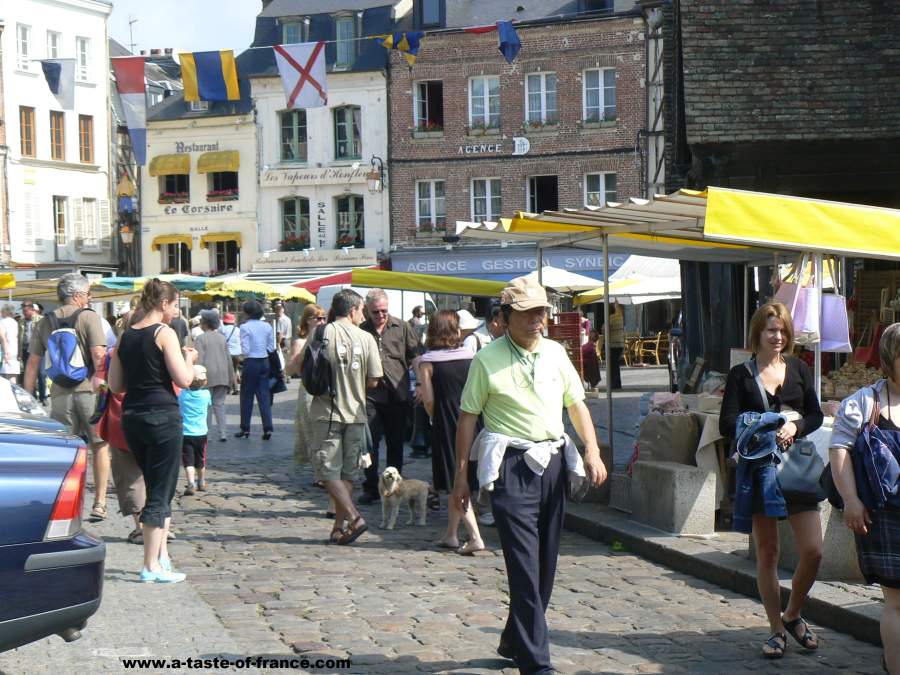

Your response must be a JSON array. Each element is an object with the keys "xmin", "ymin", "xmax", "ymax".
[
  {"xmin": 140, "ymin": 567, "xmax": 186, "ymax": 584},
  {"xmin": 477, "ymin": 512, "xmax": 495, "ymax": 526}
]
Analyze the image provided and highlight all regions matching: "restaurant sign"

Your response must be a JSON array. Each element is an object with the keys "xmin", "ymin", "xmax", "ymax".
[
  {"xmin": 261, "ymin": 166, "xmax": 368, "ymax": 188},
  {"xmin": 252, "ymin": 248, "xmax": 378, "ymax": 270}
]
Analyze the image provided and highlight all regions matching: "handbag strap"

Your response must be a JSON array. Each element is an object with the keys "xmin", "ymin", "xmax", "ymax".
[
  {"xmin": 745, "ymin": 358, "xmax": 774, "ymax": 413},
  {"xmin": 868, "ymin": 385, "xmax": 882, "ymax": 429}
]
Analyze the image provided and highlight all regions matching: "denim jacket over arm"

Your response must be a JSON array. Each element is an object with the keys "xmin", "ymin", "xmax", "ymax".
[{"xmin": 732, "ymin": 411, "xmax": 788, "ymax": 533}]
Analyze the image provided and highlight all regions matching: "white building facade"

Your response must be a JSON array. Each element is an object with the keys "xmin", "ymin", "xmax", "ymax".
[
  {"xmin": 139, "ymin": 105, "xmax": 258, "ymax": 277},
  {"xmin": 1, "ymin": 0, "xmax": 115, "ymax": 278}
]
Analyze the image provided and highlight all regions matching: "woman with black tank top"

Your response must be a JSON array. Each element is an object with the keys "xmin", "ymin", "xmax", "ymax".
[
  {"xmin": 720, "ymin": 302, "xmax": 824, "ymax": 659},
  {"xmin": 109, "ymin": 279, "xmax": 197, "ymax": 584}
]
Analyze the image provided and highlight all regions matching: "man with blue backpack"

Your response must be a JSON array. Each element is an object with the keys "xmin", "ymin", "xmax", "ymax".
[{"xmin": 24, "ymin": 273, "xmax": 110, "ymax": 521}]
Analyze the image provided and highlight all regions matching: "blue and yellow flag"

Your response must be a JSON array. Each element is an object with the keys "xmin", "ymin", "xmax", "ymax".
[
  {"xmin": 375, "ymin": 32, "xmax": 424, "ymax": 66},
  {"xmin": 180, "ymin": 50, "xmax": 240, "ymax": 102}
]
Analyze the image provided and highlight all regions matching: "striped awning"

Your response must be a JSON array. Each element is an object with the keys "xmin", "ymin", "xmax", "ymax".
[
  {"xmin": 148, "ymin": 154, "xmax": 190, "ymax": 176},
  {"xmin": 151, "ymin": 234, "xmax": 193, "ymax": 251},
  {"xmin": 199, "ymin": 232, "xmax": 243, "ymax": 249},
  {"xmin": 197, "ymin": 150, "xmax": 240, "ymax": 174}
]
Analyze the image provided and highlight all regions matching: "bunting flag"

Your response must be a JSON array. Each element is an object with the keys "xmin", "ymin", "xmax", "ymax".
[
  {"xmin": 180, "ymin": 50, "xmax": 240, "ymax": 102},
  {"xmin": 39, "ymin": 59, "xmax": 75, "ymax": 109},
  {"xmin": 273, "ymin": 42, "xmax": 327, "ymax": 109},
  {"xmin": 375, "ymin": 32, "xmax": 424, "ymax": 66},
  {"xmin": 111, "ymin": 56, "xmax": 148, "ymax": 165},
  {"xmin": 496, "ymin": 21, "xmax": 522, "ymax": 64}
]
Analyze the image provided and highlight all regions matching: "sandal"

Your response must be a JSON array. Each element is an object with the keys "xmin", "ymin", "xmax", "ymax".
[
  {"xmin": 782, "ymin": 615, "xmax": 818, "ymax": 651},
  {"xmin": 427, "ymin": 491, "xmax": 440, "ymax": 511},
  {"xmin": 89, "ymin": 503, "xmax": 108, "ymax": 521},
  {"xmin": 337, "ymin": 516, "xmax": 368, "ymax": 545},
  {"xmin": 127, "ymin": 528, "xmax": 143, "ymax": 545},
  {"xmin": 763, "ymin": 632, "xmax": 787, "ymax": 659},
  {"xmin": 435, "ymin": 538, "xmax": 459, "ymax": 549},
  {"xmin": 328, "ymin": 527, "xmax": 344, "ymax": 544},
  {"xmin": 457, "ymin": 540, "xmax": 486, "ymax": 556}
]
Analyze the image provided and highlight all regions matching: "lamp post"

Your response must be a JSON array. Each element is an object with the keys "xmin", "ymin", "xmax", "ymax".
[{"xmin": 120, "ymin": 225, "xmax": 135, "ymax": 276}]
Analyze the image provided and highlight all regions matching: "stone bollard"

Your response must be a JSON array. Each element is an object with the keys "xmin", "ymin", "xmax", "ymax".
[
  {"xmin": 630, "ymin": 460, "xmax": 717, "ymax": 535},
  {"xmin": 748, "ymin": 501, "xmax": 864, "ymax": 581}
]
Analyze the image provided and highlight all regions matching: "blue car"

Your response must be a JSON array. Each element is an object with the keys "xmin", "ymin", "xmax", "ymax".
[{"xmin": 0, "ymin": 417, "xmax": 105, "ymax": 652}]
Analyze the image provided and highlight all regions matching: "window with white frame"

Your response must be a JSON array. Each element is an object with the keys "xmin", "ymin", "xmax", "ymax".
[
  {"xmin": 189, "ymin": 100, "xmax": 209, "ymax": 112},
  {"xmin": 47, "ymin": 30, "xmax": 61, "ymax": 59},
  {"xmin": 416, "ymin": 180, "xmax": 446, "ymax": 232},
  {"xmin": 333, "ymin": 106, "xmax": 361, "ymax": 159},
  {"xmin": 584, "ymin": 173, "xmax": 617, "ymax": 207},
  {"xmin": 336, "ymin": 195, "xmax": 364, "ymax": 248},
  {"xmin": 471, "ymin": 178, "xmax": 501, "ymax": 223},
  {"xmin": 526, "ymin": 73, "xmax": 557, "ymax": 125},
  {"xmin": 163, "ymin": 243, "xmax": 191, "ymax": 273},
  {"xmin": 468, "ymin": 76, "xmax": 500, "ymax": 130},
  {"xmin": 280, "ymin": 197, "xmax": 310, "ymax": 249},
  {"xmin": 413, "ymin": 81, "xmax": 444, "ymax": 131},
  {"xmin": 282, "ymin": 20, "xmax": 306, "ymax": 44},
  {"xmin": 17, "ymin": 24, "xmax": 31, "ymax": 71},
  {"xmin": 583, "ymin": 68, "xmax": 616, "ymax": 122},
  {"xmin": 53, "ymin": 196, "xmax": 68, "ymax": 246},
  {"xmin": 280, "ymin": 110, "xmax": 307, "ymax": 161},
  {"xmin": 335, "ymin": 16, "xmax": 356, "ymax": 69},
  {"xmin": 75, "ymin": 37, "xmax": 90, "ymax": 81},
  {"xmin": 211, "ymin": 241, "xmax": 239, "ymax": 274}
]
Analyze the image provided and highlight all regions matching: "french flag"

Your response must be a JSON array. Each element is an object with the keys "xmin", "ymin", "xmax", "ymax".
[{"xmin": 111, "ymin": 57, "xmax": 147, "ymax": 165}]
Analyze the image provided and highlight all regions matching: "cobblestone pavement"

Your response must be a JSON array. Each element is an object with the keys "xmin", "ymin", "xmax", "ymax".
[{"xmin": 0, "ymin": 386, "xmax": 887, "ymax": 674}]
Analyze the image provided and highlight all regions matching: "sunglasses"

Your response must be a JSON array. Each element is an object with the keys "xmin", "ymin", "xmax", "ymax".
[
  {"xmin": 314, "ymin": 316, "xmax": 326, "ymax": 322},
  {"xmin": 370, "ymin": 309, "xmax": 389, "ymax": 315}
]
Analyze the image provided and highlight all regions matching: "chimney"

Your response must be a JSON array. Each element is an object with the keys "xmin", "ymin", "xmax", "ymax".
[
  {"xmin": 150, "ymin": 48, "xmax": 161, "ymax": 55},
  {"xmin": 164, "ymin": 48, "xmax": 173, "ymax": 55},
  {"xmin": 140, "ymin": 50, "xmax": 147, "ymax": 55}
]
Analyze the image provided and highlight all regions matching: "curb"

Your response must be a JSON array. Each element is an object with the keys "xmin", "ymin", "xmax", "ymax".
[{"xmin": 563, "ymin": 502, "xmax": 883, "ymax": 646}]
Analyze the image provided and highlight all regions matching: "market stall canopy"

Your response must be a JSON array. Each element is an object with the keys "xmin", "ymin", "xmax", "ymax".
[
  {"xmin": 575, "ymin": 255, "xmax": 682, "ymax": 306},
  {"xmin": 351, "ymin": 269, "xmax": 506, "ymax": 297},
  {"xmin": 97, "ymin": 274, "xmax": 223, "ymax": 294},
  {"xmin": 199, "ymin": 279, "xmax": 314, "ymax": 303},
  {"xmin": 456, "ymin": 188, "xmax": 900, "ymax": 264},
  {"xmin": 524, "ymin": 266, "xmax": 603, "ymax": 293},
  {"xmin": 151, "ymin": 234, "xmax": 193, "ymax": 251},
  {"xmin": 148, "ymin": 154, "xmax": 190, "ymax": 176},
  {"xmin": 0, "ymin": 274, "xmax": 14, "ymax": 290},
  {"xmin": 197, "ymin": 150, "xmax": 240, "ymax": 174},
  {"xmin": 199, "ymin": 232, "xmax": 243, "ymax": 249},
  {"xmin": 291, "ymin": 267, "xmax": 379, "ymax": 295}
]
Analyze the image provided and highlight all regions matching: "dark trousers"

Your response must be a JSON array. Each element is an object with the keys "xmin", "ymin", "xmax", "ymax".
[
  {"xmin": 492, "ymin": 449, "xmax": 567, "ymax": 675},
  {"xmin": 181, "ymin": 434, "xmax": 207, "ymax": 469},
  {"xmin": 363, "ymin": 400, "xmax": 408, "ymax": 495},
  {"xmin": 122, "ymin": 407, "xmax": 183, "ymax": 528},
  {"xmin": 240, "ymin": 357, "xmax": 273, "ymax": 433},
  {"xmin": 610, "ymin": 347, "xmax": 623, "ymax": 390}
]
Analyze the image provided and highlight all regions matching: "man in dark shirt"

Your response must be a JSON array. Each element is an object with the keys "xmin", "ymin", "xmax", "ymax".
[
  {"xmin": 169, "ymin": 307, "xmax": 189, "ymax": 347},
  {"xmin": 359, "ymin": 289, "xmax": 420, "ymax": 504}
]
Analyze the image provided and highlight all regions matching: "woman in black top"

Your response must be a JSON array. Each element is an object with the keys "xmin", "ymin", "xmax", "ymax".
[
  {"xmin": 720, "ymin": 302, "xmax": 824, "ymax": 659},
  {"xmin": 109, "ymin": 279, "xmax": 197, "ymax": 584}
]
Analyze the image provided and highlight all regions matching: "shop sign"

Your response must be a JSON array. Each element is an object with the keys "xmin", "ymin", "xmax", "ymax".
[
  {"xmin": 175, "ymin": 141, "xmax": 220, "ymax": 153},
  {"xmin": 392, "ymin": 248, "xmax": 628, "ymax": 278},
  {"xmin": 456, "ymin": 137, "xmax": 531, "ymax": 157},
  {"xmin": 315, "ymin": 201, "xmax": 327, "ymax": 248},
  {"xmin": 261, "ymin": 167, "xmax": 368, "ymax": 187},
  {"xmin": 252, "ymin": 248, "xmax": 377, "ymax": 270},
  {"xmin": 162, "ymin": 203, "xmax": 235, "ymax": 215}
]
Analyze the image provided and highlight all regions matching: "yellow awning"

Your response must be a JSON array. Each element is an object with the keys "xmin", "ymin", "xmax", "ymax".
[
  {"xmin": 197, "ymin": 150, "xmax": 240, "ymax": 174},
  {"xmin": 151, "ymin": 234, "xmax": 193, "ymax": 251},
  {"xmin": 199, "ymin": 232, "xmax": 243, "ymax": 249},
  {"xmin": 351, "ymin": 269, "xmax": 506, "ymax": 297},
  {"xmin": 0, "ymin": 273, "xmax": 15, "ymax": 290},
  {"xmin": 148, "ymin": 154, "xmax": 190, "ymax": 176}
]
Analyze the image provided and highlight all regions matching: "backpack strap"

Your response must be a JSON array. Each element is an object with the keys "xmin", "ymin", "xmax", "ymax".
[
  {"xmin": 744, "ymin": 358, "xmax": 773, "ymax": 413},
  {"xmin": 868, "ymin": 385, "xmax": 882, "ymax": 429}
]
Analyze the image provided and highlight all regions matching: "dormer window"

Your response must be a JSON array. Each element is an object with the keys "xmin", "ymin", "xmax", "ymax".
[
  {"xmin": 282, "ymin": 19, "xmax": 307, "ymax": 44},
  {"xmin": 417, "ymin": 0, "xmax": 444, "ymax": 28},
  {"xmin": 335, "ymin": 16, "xmax": 356, "ymax": 69},
  {"xmin": 580, "ymin": 0, "xmax": 613, "ymax": 13}
]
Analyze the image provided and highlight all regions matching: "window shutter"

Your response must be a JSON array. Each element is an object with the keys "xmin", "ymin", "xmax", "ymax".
[
  {"xmin": 22, "ymin": 191, "xmax": 35, "ymax": 248},
  {"xmin": 99, "ymin": 199, "xmax": 111, "ymax": 249},
  {"xmin": 73, "ymin": 197, "xmax": 84, "ymax": 250}
]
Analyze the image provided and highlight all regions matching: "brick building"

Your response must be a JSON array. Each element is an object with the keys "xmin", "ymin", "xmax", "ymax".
[{"xmin": 388, "ymin": 0, "xmax": 645, "ymax": 282}]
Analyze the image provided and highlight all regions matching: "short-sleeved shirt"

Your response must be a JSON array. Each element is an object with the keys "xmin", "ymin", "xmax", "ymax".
[
  {"xmin": 310, "ymin": 320, "xmax": 382, "ymax": 425},
  {"xmin": 276, "ymin": 315, "xmax": 292, "ymax": 343},
  {"xmin": 219, "ymin": 323, "xmax": 242, "ymax": 356},
  {"xmin": 30, "ymin": 304, "xmax": 106, "ymax": 393},
  {"xmin": 179, "ymin": 388, "xmax": 211, "ymax": 436},
  {"xmin": 460, "ymin": 335, "xmax": 585, "ymax": 441}
]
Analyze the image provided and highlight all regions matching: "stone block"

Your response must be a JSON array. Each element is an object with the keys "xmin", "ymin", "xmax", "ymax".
[
  {"xmin": 609, "ymin": 471, "xmax": 632, "ymax": 513},
  {"xmin": 748, "ymin": 501, "xmax": 863, "ymax": 581},
  {"xmin": 630, "ymin": 460, "xmax": 716, "ymax": 535}
]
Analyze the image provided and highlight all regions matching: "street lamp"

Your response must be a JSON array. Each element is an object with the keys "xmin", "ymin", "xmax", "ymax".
[{"xmin": 366, "ymin": 155, "xmax": 385, "ymax": 194}]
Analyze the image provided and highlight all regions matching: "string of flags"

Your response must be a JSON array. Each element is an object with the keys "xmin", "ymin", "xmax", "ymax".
[{"xmin": 100, "ymin": 21, "xmax": 523, "ymax": 165}]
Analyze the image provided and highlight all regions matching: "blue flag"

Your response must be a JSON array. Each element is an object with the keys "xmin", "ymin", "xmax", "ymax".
[
  {"xmin": 39, "ymin": 59, "xmax": 75, "ymax": 109},
  {"xmin": 497, "ymin": 21, "xmax": 521, "ymax": 64}
]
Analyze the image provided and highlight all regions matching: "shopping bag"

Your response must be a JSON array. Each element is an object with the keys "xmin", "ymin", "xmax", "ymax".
[
  {"xmin": 821, "ymin": 259, "xmax": 851, "ymax": 353},
  {"xmin": 774, "ymin": 254, "xmax": 819, "ymax": 345}
]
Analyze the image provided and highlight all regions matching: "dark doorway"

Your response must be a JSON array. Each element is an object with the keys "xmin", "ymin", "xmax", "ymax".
[{"xmin": 528, "ymin": 175, "xmax": 559, "ymax": 213}]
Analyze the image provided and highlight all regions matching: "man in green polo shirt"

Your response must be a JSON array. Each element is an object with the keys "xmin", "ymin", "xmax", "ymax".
[{"xmin": 454, "ymin": 275, "xmax": 606, "ymax": 675}]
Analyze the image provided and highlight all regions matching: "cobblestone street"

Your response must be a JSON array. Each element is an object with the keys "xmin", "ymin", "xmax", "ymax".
[{"xmin": 0, "ymin": 387, "xmax": 887, "ymax": 674}]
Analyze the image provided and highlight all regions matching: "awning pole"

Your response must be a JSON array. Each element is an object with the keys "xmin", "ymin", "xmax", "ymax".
[
  {"xmin": 603, "ymin": 234, "xmax": 613, "ymax": 455},
  {"xmin": 538, "ymin": 246, "xmax": 544, "ymax": 286},
  {"xmin": 743, "ymin": 264, "xmax": 749, "ymax": 348},
  {"xmin": 814, "ymin": 252, "xmax": 823, "ymax": 398}
]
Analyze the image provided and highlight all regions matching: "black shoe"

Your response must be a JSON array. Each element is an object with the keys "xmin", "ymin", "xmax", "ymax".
[
  {"xmin": 358, "ymin": 492, "xmax": 380, "ymax": 505},
  {"xmin": 262, "ymin": 431, "xmax": 272, "ymax": 440},
  {"xmin": 234, "ymin": 431, "xmax": 250, "ymax": 438},
  {"xmin": 497, "ymin": 640, "xmax": 516, "ymax": 662}
]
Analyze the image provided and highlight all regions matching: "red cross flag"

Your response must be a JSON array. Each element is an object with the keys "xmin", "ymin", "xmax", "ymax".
[{"xmin": 274, "ymin": 42, "xmax": 327, "ymax": 109}]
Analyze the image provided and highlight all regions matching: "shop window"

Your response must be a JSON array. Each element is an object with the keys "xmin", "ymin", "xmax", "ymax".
[
  {"xmin": 471, "ymin": 178, "xmax": 501, "ymax": 223},
  {"xmin": 163, "ymin": 243, "xmax": 191, "ymax": 274},
  {"xmin": 416, "ymin": 180, "xmax": 446, "ymax": 233},
  {"xmin": 583, "ymin": 68, "xmax": 616, "ymax": 122},
  {"xmin": 20, "ymin": 107, "xmax": 35, "ymax": 157},
  {"xmin": 333, "ymin": 105, "xmax": 361, "ymax": 160},
  {"xmin": 207, "ymin": 171, "xmax": 238, "ymax": 200},
  {"xmin": 53, "ymin": 196, "xmax": 68, "ymax": 246},
  {"xmin": 280, "ymin": 109, "xmax": 308, "ymax": 162},
  {"xmin": 413, "ymin": 81, "xmax": 444, "ymax": 132},
  {"xmin": 159, "ymin": 175, "xmax": 189, "ymax": 203},
  {"xmin": 336, "ymin": 195, "xmax": 364, "ymax": 248},
  {"xmin": 468, "ymin": 76, "xmax": 500, "ymax": 131},
  {"xmin": 211, "ymin": 240, "xmax": 239, "ymax": 274},
  {"xmin": 584, "ymin": 173, "xmax": 617, "ymax": 207},
  {"xmin": 526, "ymin": 73, "xmax": 558, "ymax": 126},
  {"xmin": 49, "ymin": 111, "xmax": 65, "ymax": 160},
  {"xmin": 79, "ymin": 115, "xmax": 94, "ymax": 163},
  {"xmin": 280, "ymin": 197, "xmax": 310, "ymax": 250},
  {"xmin": 335, "ymin": 16, "xmax": 356, "ymax": 69},
  {"xmin": 528, "ymin": 175, "xmax": 559, "ymax": 213}
]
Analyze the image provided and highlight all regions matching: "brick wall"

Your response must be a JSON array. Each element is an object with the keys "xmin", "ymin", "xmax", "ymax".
[{"xmin": 388, "ymin": 15, "xmax": 646, "ymax": 246}]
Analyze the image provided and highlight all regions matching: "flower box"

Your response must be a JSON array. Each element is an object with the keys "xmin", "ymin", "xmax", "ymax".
[
  {"xmin": 158, "ymin": 192, "xmax": 189, "ymax": 204},
  {"xmin": 207, "ymin": 190, "xmax": 239, "ymax": 202},
  {"xmin": 279, "ymin": 235, "xmax": 311, "ymax": 251},
  {"xmin": 466, "ymin": 122, "xmax": 501, "ymax": 137}
]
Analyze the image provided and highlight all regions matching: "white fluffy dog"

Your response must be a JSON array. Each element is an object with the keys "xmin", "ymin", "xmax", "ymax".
[{"xmin": 379, "ymin": 466, "xmax": 429, "ymax": 530}]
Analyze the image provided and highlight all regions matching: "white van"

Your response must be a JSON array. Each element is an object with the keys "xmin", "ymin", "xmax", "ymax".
[{"xmin": 316, "ymin": 285, "xmax": 434, "ymax": 321}]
